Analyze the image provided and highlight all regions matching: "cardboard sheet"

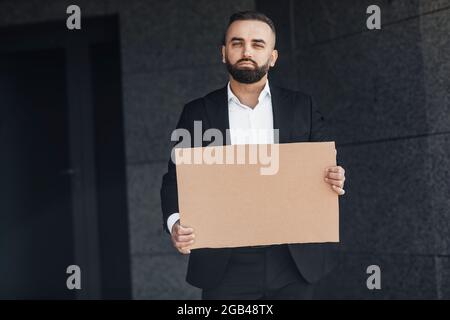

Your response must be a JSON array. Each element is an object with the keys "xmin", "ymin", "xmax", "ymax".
[{"xmin": 175, "ymin": 142, "xmax": 339, "ymax": 249}]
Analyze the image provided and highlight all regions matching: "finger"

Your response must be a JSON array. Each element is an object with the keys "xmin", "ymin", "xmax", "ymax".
[
  {"xmin": 179, "ymin": 248, "xmax": 191, "ymax": 255},
  {"xmin": 331, "ymin": 185, "xmax": 345, "ymax": 195},
  {"xmin": 325, "ymin": 176, "xmax": 345, "ymax": 184},
  {"xmin": 178, "ymin": 226, "xmax": 194, "ymax": 235},
  {"xmin": 326, "ymin": 172, "xmax": 345, "ymax": 180},
  {"xmin": 325, "ymin": 177, "xmax": 345, "ymax": 186},
  {"xmin": 175, "ymin": 234, "xmax": 195, "ymax": 242},
  {"xmin": 172, "ymin": 234, "xmax": 194, "ymax": 246},
  {"xmin": 176, "ymin": 239, "xmax": 195, "ymax": 249},
  {"xmin": 324, "ymin": 177, "xmax": 344, "ymax": 188},
  {"xmin": 326, "ymin": 166, "xmax": 345, "ymax": 174}
]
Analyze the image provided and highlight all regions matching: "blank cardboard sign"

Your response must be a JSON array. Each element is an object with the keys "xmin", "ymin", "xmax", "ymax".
[{"xmin": 175, "ymin": 141, "xmax": 339, "ymax": 249}]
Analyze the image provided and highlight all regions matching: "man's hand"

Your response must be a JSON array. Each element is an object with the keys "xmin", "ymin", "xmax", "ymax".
[
  {"xmin": 171, "ymin": 221, "xmax": 195, "ymax": 255},
  {"xmin": 324, "ymin": 166, "xmax": 346, "ymax": 195}
]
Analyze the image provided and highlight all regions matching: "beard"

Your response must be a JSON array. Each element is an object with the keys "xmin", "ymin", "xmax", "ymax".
[{"xmin": 225, "ymin": 57, "xmax": 271, "ymax": 84}]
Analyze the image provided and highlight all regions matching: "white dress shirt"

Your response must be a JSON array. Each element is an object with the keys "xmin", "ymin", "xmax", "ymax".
[{"xmin": 167, "ymin": 80, "xmax": 274, "ymax": 234}]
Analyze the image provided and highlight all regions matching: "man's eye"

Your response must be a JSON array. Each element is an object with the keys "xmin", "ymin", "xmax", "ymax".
[
  {"xmin": 254, "ymin": 44, "xmax": 264, "ymax": 48},
  {"xmin": 232, "ymin": 42, "xmax": 242, "ymax": 46}
]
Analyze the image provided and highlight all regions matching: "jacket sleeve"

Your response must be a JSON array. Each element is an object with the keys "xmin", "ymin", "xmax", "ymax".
[{"xmin": 160, "ymin": 103, "xmax": 193, "ymax": 234}]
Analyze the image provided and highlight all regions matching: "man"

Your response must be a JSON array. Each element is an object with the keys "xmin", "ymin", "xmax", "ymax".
[{"xmin": 160, "ymin": 11, "xmax": 346, "ymax": 299}]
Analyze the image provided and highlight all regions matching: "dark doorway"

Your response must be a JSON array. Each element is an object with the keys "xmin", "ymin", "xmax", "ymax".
[
  {"xmin": 0, "ymin": 49, "xmax": 74, "ymax": 299},
  {"xmin": 0, "ymin": 16, "xmax": 131, "ymax": 299}
]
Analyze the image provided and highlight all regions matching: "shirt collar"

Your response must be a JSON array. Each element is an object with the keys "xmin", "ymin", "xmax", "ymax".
[{"xmin": 227, "ymin": 80, "xmax": 271, "ymax": 105}]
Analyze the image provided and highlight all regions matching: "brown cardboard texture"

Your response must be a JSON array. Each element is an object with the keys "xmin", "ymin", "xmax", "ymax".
[{"xmin": 175, "ymin": 141, "xmax": 339, "ymax": 249}]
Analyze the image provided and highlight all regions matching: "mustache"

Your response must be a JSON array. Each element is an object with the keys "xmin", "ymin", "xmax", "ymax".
[{"xmin": 236, "ymin": 59, "xmax": 257, "ymax": 66}]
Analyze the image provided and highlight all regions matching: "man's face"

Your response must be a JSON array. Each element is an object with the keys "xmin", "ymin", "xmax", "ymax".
[{"xmin": 222, "ymin": 20, "xmax": 278, "ymax": 84}]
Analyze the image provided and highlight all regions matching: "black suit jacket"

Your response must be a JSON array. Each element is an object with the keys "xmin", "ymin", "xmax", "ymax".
[{"xmin": 160, "ymin": 84, "xmax": 339, "ymax": 289}]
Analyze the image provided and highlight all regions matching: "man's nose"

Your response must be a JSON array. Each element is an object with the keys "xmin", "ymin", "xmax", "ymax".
[{"xmin": 243, "ymin": 47, "xmax": 253, "ymax": 58}]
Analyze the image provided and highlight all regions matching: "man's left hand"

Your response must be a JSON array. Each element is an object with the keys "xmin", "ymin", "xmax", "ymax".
[{"xmin": 324, "ymin": 166, "xmax": 346, "ymax": 195}]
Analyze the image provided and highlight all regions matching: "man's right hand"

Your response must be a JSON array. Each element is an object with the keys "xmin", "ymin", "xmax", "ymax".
[{"xmin": 171, "ymin": 221, "xmax": 195, "ymax": 255}]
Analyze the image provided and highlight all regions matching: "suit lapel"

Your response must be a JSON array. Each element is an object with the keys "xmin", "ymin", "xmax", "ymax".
[
  {"xmin": 270, "ymin": 84, "xmax": 293, "ymax": 143},
  {"xmin": 204, "ymin": 85, "xmax": 231, "ymax": 145}
]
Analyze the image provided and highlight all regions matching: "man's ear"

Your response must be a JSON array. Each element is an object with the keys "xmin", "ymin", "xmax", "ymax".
[
  {"xmin": 221, "ymin": 45, "xmax": 226, "ymax": 64},
  {"xmin": 270, "ymin": 49, "xmax": 278, "ymax": 67}
]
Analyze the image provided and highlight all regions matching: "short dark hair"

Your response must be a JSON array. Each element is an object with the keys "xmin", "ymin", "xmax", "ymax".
[{"xmin": 222, "ymin": 11, "xmax": 276, "ymax": 46}]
